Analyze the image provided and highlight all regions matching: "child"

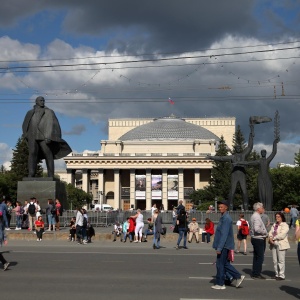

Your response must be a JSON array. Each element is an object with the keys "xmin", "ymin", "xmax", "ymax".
[
  {"xmin": 113, "ymin": 222, "xmax": 123, "ymax": 242},
  {"xmin": 69, "ymin": 217, "xmax": 76, "ymax": 242}
]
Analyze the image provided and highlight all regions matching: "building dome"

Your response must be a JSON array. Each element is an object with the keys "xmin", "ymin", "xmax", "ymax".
[{"xmin": 119, "ymin": 117, "xmax": 219, "ymax": 141}]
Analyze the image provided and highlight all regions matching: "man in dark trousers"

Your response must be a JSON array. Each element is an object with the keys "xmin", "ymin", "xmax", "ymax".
[{"xmin": 22, "ymin": 96, "xmax": 71, "ymax": 177}]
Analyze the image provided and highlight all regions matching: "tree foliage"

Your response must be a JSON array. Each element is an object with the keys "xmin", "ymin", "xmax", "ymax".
[
  {"xmin": 65, "ymin": 183, "xmax": 93, "ymax": 210},
  {"xmin": 10, "ymin": 137, "xmax": 43, "ymax": 180}
]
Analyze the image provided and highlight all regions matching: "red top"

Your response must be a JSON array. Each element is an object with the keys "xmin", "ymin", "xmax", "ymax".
[
  {"xmin": 128, "ymin": 218, "xmax": 136, "ymax": 232},
  {"xmin": 55, "ymin": 203, "xmax": 61, "ymax": 215},
  {"xmin": 35, "ymin": 220, "xmax": 44, "ymax": 228},
  {"xmin": 205, "ymin": 221, "xmax": 214, "ymax": 235}
]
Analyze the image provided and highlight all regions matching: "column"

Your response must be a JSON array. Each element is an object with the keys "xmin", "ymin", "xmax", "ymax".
[
  {"xmin": 66, "ymin": 169, "xmax": 75, "ymax": 185},
  {"xmin": 82, "ymin": 169, "xmax": 89, "ymax": 193},
  {"xmin": 114, "ymin": 169, "xmax": 120, "ymax": 209},
  {"xmin": 98, "ymin": 169, "xmax": 104, "ymax": 205},
  {"xmin": 130, "ymin": 169, "xmax": 135, "ymax": 209},
  {"xmin": 194, "ymin": 168, "xmax": 200, "ymax": 190},
  {"xmin": 178, "ymin": 168, "xmax": 184, "ymax": 203},
  {"xmin": 162, "ymin": 169, "xmax": 168, "ymax": 208},
  {"xmin": 146, "ymin": 169, "xmax": 152, "ymax": 210}
]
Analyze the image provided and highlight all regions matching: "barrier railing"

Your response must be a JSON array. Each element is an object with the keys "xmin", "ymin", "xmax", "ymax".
[{"xmin": 5, "ymin": 210, "xmax": 290, "ymax": 228}]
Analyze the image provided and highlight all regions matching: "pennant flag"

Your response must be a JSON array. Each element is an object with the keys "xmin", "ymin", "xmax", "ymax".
[{"xmin": 168, "ymin": 98, "xmax": 175, "ymax": 105}]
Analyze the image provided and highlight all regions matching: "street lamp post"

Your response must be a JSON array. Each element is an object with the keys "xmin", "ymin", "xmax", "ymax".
[{"xmin": 99, "ymin": 191, "xmax": 104, "ymax": 209}]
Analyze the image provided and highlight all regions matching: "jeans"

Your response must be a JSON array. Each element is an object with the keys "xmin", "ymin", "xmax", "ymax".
[
  {"xmin": 202, "ymin": 232, "xmax": 211, "ymax": 243},
  {"xmin": 82, "ymin": 227, "xmax": 87, "ymax": 241},
  {"xmin": 251, "ymin": 237, "xmax": 265, "ymax": 276},
  {"xmin": 143, "ymin": 229, "xmax": 154, "ymax": 239},
  {"xmin": 177, "ymin": 228, "xmax": 187, "ymax": 247},
  {"xmin": 47, "ymin": 215, "xmax": 56, "ymax": 227},
  {"xmin": 76, "ymin": 225, "xmax": 82, "ymax": 242},
  {"xmin": 153, "ymin": 231, "xmax": 160, "ymax": 248},
  {"xmin": 215, "ymin": 248, "xmax": 241, "ymax": 286},
  {"xmin": 16, "ymin": 215, "xmax": 22, "ymax": 228}
]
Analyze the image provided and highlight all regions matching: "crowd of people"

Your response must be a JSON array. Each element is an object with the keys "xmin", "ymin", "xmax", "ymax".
[{"xmin": 0, "ymin": 197, "xmax": 299, "ymax": 284}]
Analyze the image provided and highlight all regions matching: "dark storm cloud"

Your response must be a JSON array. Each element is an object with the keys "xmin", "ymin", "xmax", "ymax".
[
  {"xmin": 0, "ymin": 0, "xmax": 258, "ymax": 53},
  {"xmin": 61, "ymin": 0, "xmax": 258, "ymax": 53}
]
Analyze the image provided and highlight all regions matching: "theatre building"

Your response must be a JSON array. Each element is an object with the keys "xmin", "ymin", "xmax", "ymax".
[{"xmin": 63, "ymin": 116, "xmax": 235, "ymax": 211}]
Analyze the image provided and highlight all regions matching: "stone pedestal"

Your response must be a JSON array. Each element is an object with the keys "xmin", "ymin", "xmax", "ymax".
[{"xmin": 17, "ymin": 178, "xmax": 67, "ymax": 210}]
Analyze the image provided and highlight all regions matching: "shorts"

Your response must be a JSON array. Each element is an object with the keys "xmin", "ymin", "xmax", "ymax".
[{"xmin": 237, "ymin": 231, "xmax": 247, "ymax": 240}]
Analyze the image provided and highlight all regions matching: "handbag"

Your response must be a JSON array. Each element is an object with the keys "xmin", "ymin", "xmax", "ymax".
[
  {"xmin": 173, "ymin": 224, "xmax": 179, "ymax": 233},
  {"xmin": 227, "ymin": 250, "xmax": 234, "ymax": 262},
  {"xmin": 160, "ymin": 226, "xmax": 167, "ymax": 236}
]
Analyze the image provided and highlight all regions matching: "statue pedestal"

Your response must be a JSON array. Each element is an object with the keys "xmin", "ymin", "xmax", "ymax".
[{"xmin": 17, "ymin": 178, "xmax": 67, "ymax": 209}]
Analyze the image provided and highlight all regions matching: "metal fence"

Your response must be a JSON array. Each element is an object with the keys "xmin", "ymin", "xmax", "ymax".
[{"xmin": 6, "ymin": 210, "xmax": 290, "ymax": 228}]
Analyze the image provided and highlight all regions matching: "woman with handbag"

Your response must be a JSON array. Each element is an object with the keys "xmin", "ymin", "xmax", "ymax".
[
  {"xmin": 176, "ymin": 209, "xmax": 188, "ymax": 250},
  {"xmin": 152, "ymin": 209, "xmax": 163, "ymax": 249},
  {"xmin": 268, "ymin": 212, "xmax": 290, "ymax": 280}
]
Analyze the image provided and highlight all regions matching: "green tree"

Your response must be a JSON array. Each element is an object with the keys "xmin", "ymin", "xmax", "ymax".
[
  {"xmin": 271, "ymin": 166, "xmax": 300, "ymax": 210},
  {"xmin": 209, "ymin": 135, "xmax": 231, "ymax": 199},
  {"xmin": 10, "ymin": 137, "xmax": 43, "ymax": 180},
  {"xmin": 232, "ymin": 125, "xmax": 246, "ymax": 153},
  {"xmin": 66, "ymin": 183, "xmax": 93, "ymax": 210},
  {"xmin": 189, "ymin": 135, "xmax": 231, "ymax": 207}
]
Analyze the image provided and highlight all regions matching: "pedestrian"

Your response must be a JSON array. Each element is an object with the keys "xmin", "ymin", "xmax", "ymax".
[
  {"xmin": 250, "ymin": 202, "xmax": 268, "ymax": 279},
  {"xmin": 13, "ymin": 201, "xmax": 22, "ymax": 230},
  {"xmin": 131, "ymin": 209, "xmax": 144, "ymax": 243},
  {"xmin": 35, "ymin": 215, "xmax": 45, "ymax": 241},
  {"xmin": 235, "ymin": 214, "xmax": 249, "ymax": 255},
  {"xmin": 75, "ymin": 207, "xmax": 84, "ymax": 244},
  {"xmin": 0, "ymin": 199, "xmax": 9, "ymax": 230},
  {"xmin": 122, "ymin": 217, "xmax": 130, "ymax": 243},
  {"xmin": 69, "ymin": 217, "xmax": 76, "ymax": 242},
  {"xmin": 112, "ymin": 222, "xmax": 123, "ymax": 242},
  {"xmin": 153, "ymin": 209, "xmax": 163, "ymax": 249},
  {"xmin": 289, "ymin": 205, "xmax": 299, "ymax": 228},
  {"xmin": 55, "ymin": 199, "xmax": 62, "ymax": 230},
  {"xmin": 188, "ymin": 217, "xmax": 200, "ymax": 243},
  {"xmin": 211, "ymin": 200, "xmax": 245, "ymax": 290},
  {"xmin": 143, "ymin": 218, "xmax": 154, "ymax": 242},
  {"xmin": 26, "ymin": 197, "xmax": 37, "ymax": 231},
  {"xmin": 6, "ymin": 201, "xmax": 12, "ymax": 229},
  {"xmin": 0, "ymin": 211, "xmax": 10, "ymax": 271},
  {"xmin": 268, "ymin": 212, "xmax": 290, "ymax": 280},
  {"xmin": 202, "ymin": 218, "xmax": 214, "ymax": 243},
  {"xmin": 176, "ymin": 209, "xmax": 188, "ymax": 250},
  {"xmin": 295, "ymin": 219, "xmax": 300, "ymax": 265},
  {"xmin": 46, "ymin": 199, "xmax": 56, "ymax": 231}
]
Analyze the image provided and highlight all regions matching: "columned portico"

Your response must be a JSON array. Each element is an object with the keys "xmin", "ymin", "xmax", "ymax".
[{"xmin": 63, "ymin": 116, "xmax": 235, "ymax": 211}]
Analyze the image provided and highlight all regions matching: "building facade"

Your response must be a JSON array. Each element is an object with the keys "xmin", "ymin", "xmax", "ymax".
[{"xmin": 63, "ymin": 116, "xmax": 235, "ymax": 211}]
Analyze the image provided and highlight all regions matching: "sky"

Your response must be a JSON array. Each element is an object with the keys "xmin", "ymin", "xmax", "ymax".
[{"xmin": 1, "ymin": 0, "xmax": 300, "ymax": 170}]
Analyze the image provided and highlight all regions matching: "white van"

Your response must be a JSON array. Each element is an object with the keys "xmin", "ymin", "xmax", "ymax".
[{"xmin": 93, "ymin": 204, "xmax": 114, "ymax": 212}]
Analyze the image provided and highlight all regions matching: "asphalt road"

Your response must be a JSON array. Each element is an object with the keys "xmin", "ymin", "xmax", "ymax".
[{"xmin": 1, "ymin": 239, "xmax": 299, "ymax": 300}]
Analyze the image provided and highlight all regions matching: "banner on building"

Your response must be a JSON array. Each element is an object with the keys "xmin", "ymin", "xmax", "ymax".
[
  {"xmin": 168, "ymin": 175, "xmax": 178, "ymax": 199},
  {"xmin": 135, "ymin": 175, "xmax": 146, "ymax": 199},
  {"xmin": 151, "ymin": 175, "xmax": 162, "ymax": 199}
]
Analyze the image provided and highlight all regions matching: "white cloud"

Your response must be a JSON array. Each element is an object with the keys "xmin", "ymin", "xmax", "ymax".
[{"xmin": 0, "ymin": 143, "xmax": 12, "ymax": 170}]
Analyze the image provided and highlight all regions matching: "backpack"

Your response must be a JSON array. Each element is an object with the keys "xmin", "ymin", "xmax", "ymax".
[
  {"xmin": 51, "ymin": 205, "xmax": 57, "ymax": 215},
  {"xmin": 19, "ymin": 206, "xmax": 25, "ymax": 215},
  {"xmin": 241, "ymin": 220, "xmax": 249, "ymax": 235},
  {"xmin": 83, "ymin": 216, "xmax": 88, "ymax": 228},
  {"xmin": 28, "ymin": 203, "xmax": 36, "ymax": 215}
]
